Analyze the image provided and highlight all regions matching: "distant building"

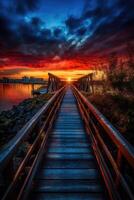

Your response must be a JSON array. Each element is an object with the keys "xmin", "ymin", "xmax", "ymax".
[
  {"xmin": 29, "ymin": 77, "xmax": 44, "ymax": 83},
  {"xmin": 2, "ymin": 77, "xmax": 10, "ymax": 83},
  {"xmin": 22, "ymin": 76, "xmax": 30, "ymax": 83},
  {"xmin": 0, "ymin": 76, "xmax": 45, "ymax": 84}
]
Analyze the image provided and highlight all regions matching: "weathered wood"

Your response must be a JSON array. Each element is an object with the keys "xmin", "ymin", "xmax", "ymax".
[
  {"xmin": 73, "ymin": 85, "xmax": 134, "ymax": 166},
  {"xmin": 72, "ymin": 84, "xmax": 134, "ymax": 200},
  {"xmin": 0, "ymin": 87, "xmax": 65, "ymax": 171},
  {"xmin": 76, "ymin": 73, "xmax": 94, "ymax": 93},
  {"xmin": 29, "ymin": 87, "xmax": 105, "ymax": 200},
  {"xmin": 49, "ymin": 141, "xmax": 90, "ymax": 148},
  {"xmin": 48, "ymin": 147, "xmax": 91, "ymax": 153},
  {"xmin": 0, "ymin": 86, "xmax": 65, "ymax": 200},
  {"xmin": 30, "ymin": 193, "xmax": 105, "ymax": 200},
  {"xmin": 41, "ymin": 159, "xmax": 96, "ymax": 169},
  {"xmin": 37, "ymin": 168, "xmax": 99, "ymax": 179},
  {"xmin": 47, "ymin": 73, "xmax": 63, "ymax": 93},
  {"xmin": 33, "ymin": 179, "xmax": 102, "ymax": 192},
  {"xmin": 45, "ymin": 153, "xmax": 94, "ymax": 160},
  {"xmin": 1, "ymin": 83, "xmax": 133, "ymax": 200}
]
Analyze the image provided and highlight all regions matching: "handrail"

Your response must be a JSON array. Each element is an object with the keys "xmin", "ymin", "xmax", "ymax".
[
  {"xmin": 73, "ymin": 85, "xmax": 134, "ymax": 166},
  {"xmin": 47, "ymin": 73, "xmax": 63, "ymax": 93},
  {"xmin": 0, "ymin": 86, "xmax": 65, "ymax": 171},
  {"xmin": 0, "ymin": 86, "xmax": 66, "ymax": 200},
  {"xmin": 72, "ymin": 85, "xmax": 134, "ymax": 200}
]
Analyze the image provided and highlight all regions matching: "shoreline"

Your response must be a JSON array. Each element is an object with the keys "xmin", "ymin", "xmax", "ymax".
[
  {"xmin": 0, "ymin": 93, "xmax": 52, "ymax": 149},
  {"xmin": 0, "ymin": 83, "xmax": 47, "ymax": 113},
  {"xmin": 0, "ymin": 82, "xmax": 46, "ymax": 85},
  {"xmin": 84, "ymin": 92, "xmax": 134, "ymax": 146}
]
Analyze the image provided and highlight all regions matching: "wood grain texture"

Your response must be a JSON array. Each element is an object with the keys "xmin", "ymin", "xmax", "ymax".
[{"xmin": 29, "ymin": 87, "xmax": 105, "ymax": 200}]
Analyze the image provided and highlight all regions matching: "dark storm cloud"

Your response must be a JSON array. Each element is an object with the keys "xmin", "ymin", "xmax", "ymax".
[
  {"xmin": 0, "ymin": 12, "xmax": 65, "ymax": 57},
  {"xmin": 0, "ymin": 14, "xmax": 12, "ymax": 39},
  {"xmin": 0, "ymin": 0, "xmax": 66, "ymax": 57},
  {"xmin": 64, "ymin": 0, "xmax": 134, "ymax": 57},
  {"xmin": 0, "ymin": 68, "xmax": 30, "ymax": 76},
  {"xmin": 53, "ymin": 28, "xmax": 62, "ymax": 38},
  {"xmin": 0, "ymin": 0, "xmax": 134, "ymax": 63},
  {"xmin": 82, "ymin": 0, "xmax": 134, "ymax": 55},
  {"xmin": 76, "ymin": 27, "xmax": 87, "ymax": 36},
  {"xmin": 41, "ymin": 29, "xmax": 52, "ymax": 39},
  {"xmin": 65, "ymin": 16, "xmax": 82, "ymax": 32},
  {"xmin": 0, "ymin": 13, "xmax": 21, "ymax": 52},
  {"xmin": 14, "ymin": 0, "xmax": 39, "ymax": 14}
]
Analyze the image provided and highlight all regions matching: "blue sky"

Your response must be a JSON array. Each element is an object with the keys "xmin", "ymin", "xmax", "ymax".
[
  {"xmin": 38, "ymin": 0, "xmax": 84, "ymax": 28},
  {"xmin": 0, "ymin": 0, "xmax": 134, "ymax": 63}
]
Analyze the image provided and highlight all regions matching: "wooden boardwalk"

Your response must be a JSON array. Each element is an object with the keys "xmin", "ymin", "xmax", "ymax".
[
  {"xmin": 30, "ymin": 87, "xmax": 105, "ymax": 200},
  {"xmin": 0, "ymin": 75, "xmax": 133, "ymax": 200}
]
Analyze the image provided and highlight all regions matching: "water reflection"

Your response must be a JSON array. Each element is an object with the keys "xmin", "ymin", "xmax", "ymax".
[{"xmin": 0, "ymin": 83, "xmax": 42, "ymax": 112}]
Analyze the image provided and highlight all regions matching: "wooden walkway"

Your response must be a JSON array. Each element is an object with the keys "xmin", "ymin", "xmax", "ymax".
[
  {"xmin": 0, "ymin": 80, "xmax": 133, "ymax": 200},
  {"xmin": 30, "ymin": 87, "xmax": 105, "ymax": 200}
]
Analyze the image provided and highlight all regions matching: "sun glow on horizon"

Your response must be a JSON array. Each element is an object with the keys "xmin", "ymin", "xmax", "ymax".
[
  {"xmin": 0, "ymin": 66, "xmax": 106, "ymax": 81},
  {"xmin": 67, "ymin": 77, "xmax": 72, "ymax": 82}
]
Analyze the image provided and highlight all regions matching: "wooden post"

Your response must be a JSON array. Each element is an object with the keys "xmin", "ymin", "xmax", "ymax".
[
  {"xmin": 47, "ymin": 73, "xmax": 62, "ymax": 93},
  {"xmin": 115, "ymin": 150, "xmax": 122, "ymax": 187},
  {"xmin": 76, "ymin": 73, "xmax": 94, "ymax": 93}
]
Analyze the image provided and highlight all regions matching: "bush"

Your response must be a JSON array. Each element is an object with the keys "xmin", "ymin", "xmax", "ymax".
[
  {"xmin": 108, "ymin": 70, "xmax": 126, "ymax": 92},
  {"xmin": 85, "ymin": 93, "xmax": 134, "ymax": 145}
]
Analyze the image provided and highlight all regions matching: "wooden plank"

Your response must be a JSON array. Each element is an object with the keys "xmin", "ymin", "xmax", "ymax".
[
  {"xmin": 41, "ymin": 159, "xmax": 95, "ymax": 169},
  {"xmin": 57, "ymin": 116, "xmax": 81, "ymax": 118},
  {"xmin": 48, "ymin": 138, "xmax": 89, "ymax": 144},
  {"xmin": 33, "ymin": 179, "xmax": 103, "ymax": 192},
  {"xmin": 52, "ymin": 131, "xmax": 85, "ymax": 135},
  {"xmin": 54, "ymin": 122, "xmax": 83, "ymax": 126},
  {"xmin": 28, "ymin": 87, "xmax": 105, "ymax": 200},
  {"xmin": 48, "ymin": 147, "xmax": 91, "ymax": 153},
  {"xmin": 50, "ymin": 135, "xmax": 87, "ymax": 139},
  {"xmin": 0, "ymin": 87, "xmax": 65, "ymax": 170},
  {"xmin": 36, "ymin": 169, "xmax": 99, "ymax": 179},
  {"xmin": 49, "ymin": 138, "xmax": 88, "ymax": 143},
  {"xmin": 45, "ymin": 153, "xmax": 94, "ymax": 160},
  {"xmin": 30, "ymin": 192, "xmax": 104, "ymax": 200},
  {"xmin": 52, "ymin": 129, "xmax": 85, "ymax": 132},
  {"xmin": 53, "ymin": 125, "xmax": 84, "ymax": 128},
  {"xmin": 53, "ymin": 122, "xmax": 83, "ymax": 125},
  {"xmin": 49, "ymin": 142, "xmax": 90, "ymax": 148},
  {"xmin": 52, "ymin": 130, "xmax": 85, "ymax": 133},
  {"xmin": 56, "ymin": 119, "xmax": 82, "ymax": 122}
]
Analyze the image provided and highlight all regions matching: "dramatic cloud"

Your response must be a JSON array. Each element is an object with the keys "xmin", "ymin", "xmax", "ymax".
[
  {"xmin": 15, "ymin": 0, "xmax": 39, "ymax": 14},
  {"xmin": 0, "ymin": 0, "xmax": 134, "ymax": 75},
  {"xmin": 64, "ymin": 0, "xmax": 134, "ymax": 58}
]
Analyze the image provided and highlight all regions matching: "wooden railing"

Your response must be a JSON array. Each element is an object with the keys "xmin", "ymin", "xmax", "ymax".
[
  {"xmin": 0, "ymin": 86, "xmax": 66, "ymax": 200},
  {"xmin": 47, "ymin": 73, "xmax": 63, "ymax": 93},
  {"xmin": 76, "ymin": 73, "xmax": 94, "ymax": 93},
  {"xmin": 72, "ymin": 85, "xmax": 134, "ymax": 200}
]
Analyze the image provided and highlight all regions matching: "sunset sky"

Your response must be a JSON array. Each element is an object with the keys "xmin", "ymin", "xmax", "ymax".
[{"xmin": 0, "ymin": 0, "xmax": 134, "ymax": 80}]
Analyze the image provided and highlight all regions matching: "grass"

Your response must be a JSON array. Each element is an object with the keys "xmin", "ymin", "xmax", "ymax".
[
  {"xmin": 0, "ymin": 93, "xmax": 53, "ymax": 149},
  {"xmin": 84, "ymin": 92, "xmax": 134, "ymax": 145}
]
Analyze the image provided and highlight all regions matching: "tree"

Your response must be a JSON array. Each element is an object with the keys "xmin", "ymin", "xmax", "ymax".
[
  {"xmin": 126, "ymin": 42, "xmax": 134, "ymax": 68},
  {"xmin": 109, "ymin": 52, "xmax": 118, "ymax": 72},
  {"xmin": 109, "ymin": 70, "xmax": 126, "ymax": 92}
]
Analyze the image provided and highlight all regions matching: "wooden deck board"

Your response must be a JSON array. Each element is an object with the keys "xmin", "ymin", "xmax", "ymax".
[
  {"xmin": 29, "ymin": 87, "xmax": 105, "ymax": 200},
  {"xmin": 36, "ymin": 168, "xmax": 99, "ymax": 180},
  {"xmin": 48, "ymin": 142, "xmax": 90, "ymax": 148},
  {"xmin": 48, "ymin": 147, "xmax": 91, "ymax": 153},
  {"xmin": 30, "ymin": 193, "xmax": 104, "ymax": 200},
  {"xmin": 41, "ymin": 159, "xmax": 96, "ymax": 169},
  {"xmin": 49, "ymin": 135, "xmax": 87, "ymax": 139},
  {"xmin": 33, "ymin": 179, "xmax": 103, "ymax": 192},
  {"xmin": 45, "ymin": 153, "xmax": 94, "ymax": 160}
]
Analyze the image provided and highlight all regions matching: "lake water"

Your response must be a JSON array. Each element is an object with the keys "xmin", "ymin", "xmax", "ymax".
[{"xmin": 0, "ymin": 83, "xmax": 42, "ymax": 112}]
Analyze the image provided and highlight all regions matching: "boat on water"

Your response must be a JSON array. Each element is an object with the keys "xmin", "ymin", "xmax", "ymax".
[{"xmin": 32, "ymin": 87, "xmax": 47, "ymax": 95}]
